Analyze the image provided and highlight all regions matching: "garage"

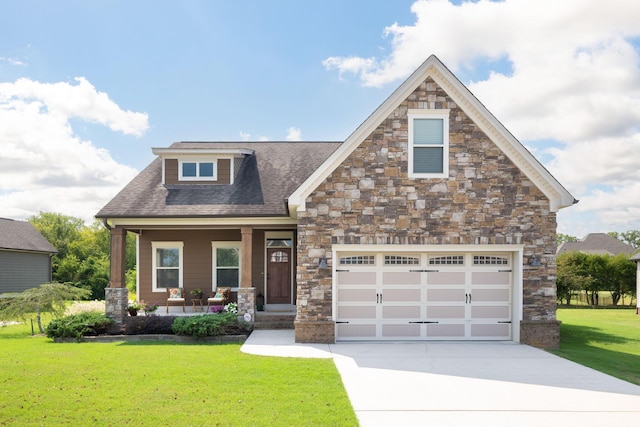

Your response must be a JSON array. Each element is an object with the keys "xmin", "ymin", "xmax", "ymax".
[{"xmin": 334, "ymin": 248, "xmax": 520, "ymax": 341}]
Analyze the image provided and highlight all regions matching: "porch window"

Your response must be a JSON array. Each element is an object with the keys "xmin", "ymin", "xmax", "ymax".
[
  {"xmin": 152, "ymin": 242, "xmax": 183, "ymax": 291},
  {"xmin": 212, "ymin": 242, "xmax": 241, "ymax": 290}
]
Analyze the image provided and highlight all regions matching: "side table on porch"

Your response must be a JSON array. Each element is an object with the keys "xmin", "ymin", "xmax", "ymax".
[{"xmin": 192, "ymin": 299, "xmax": 204, "ymax": 312}]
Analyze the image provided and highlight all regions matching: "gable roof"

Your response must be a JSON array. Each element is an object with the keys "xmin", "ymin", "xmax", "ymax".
[
  {"xmin": 0, "ymin": 218, "xmax": 57, "ymax": 254},
  {"xmin": 557, "ymin": 233, "xmax": 637, "ymax": 256},
  {"xmin": 96, "ymin": 141, "xmax": 341, "ymax": 222},
  {"xmin": 288, "ymin": 55, "xmax": 576, "ymax": 216}
]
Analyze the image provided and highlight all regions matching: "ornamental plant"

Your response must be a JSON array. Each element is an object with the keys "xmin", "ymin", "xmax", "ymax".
[{"xmin": 142, "ymin": 301, "xmax": 159, "ymax": 315}]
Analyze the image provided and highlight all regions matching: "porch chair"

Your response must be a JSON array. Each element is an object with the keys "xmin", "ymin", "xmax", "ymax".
[
  {"xmin": 166, "ymin": 287, "xmax": 186, "ymax": 313},
  {"xmin": 207, "ymin": 287, "xmax": 231, "ymax": 311}
]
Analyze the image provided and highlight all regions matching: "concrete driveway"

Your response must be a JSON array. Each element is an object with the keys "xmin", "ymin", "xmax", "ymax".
[{"xmin": 242, "ymin": 330, "xmax": 640, "ymax": 426}]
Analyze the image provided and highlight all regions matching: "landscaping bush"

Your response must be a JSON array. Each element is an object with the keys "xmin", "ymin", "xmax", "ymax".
[
  {"xmin": 172, "ymin": 313, "xmax": 249, "ymax": 338},
  {"xmin": 121, "ymin": 316, "xmax": 176, "ymax": 335},
  {"xmin": 46, "ymin": 312, "xmax": 113, "ymax": 341}
]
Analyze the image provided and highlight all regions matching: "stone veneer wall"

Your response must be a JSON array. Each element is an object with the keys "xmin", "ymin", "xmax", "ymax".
[{"xmin": 295, "ymin": 77, "xmax": 559, "ymax": 347}]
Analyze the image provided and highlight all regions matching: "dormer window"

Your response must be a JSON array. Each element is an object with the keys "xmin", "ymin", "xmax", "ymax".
[
  {"xmin": 179, "ymin": 160, "xmax": 217, "ymax": 181},
  {"xmin": 408, "ymin": 109, "xmax": 450, "ymax": 178}
]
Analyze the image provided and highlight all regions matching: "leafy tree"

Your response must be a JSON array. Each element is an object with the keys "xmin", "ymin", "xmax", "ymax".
[
  {"xmin": 609, "ymin": 230, "xmax": 640, "ymax": 249},
  {"xmin": 0, "ymin": 282, "xmax": 90, "ymax": 333},
  {"xmin": 28, "ymin": 212, "xmax": 83, "ymax": 259},
  {"xmin": 556, "ymin": 252, "xmax": 589, "ymax": 305},
  {"xmin": 608, "ymin": 253, "xmax": 636, "ymax": 306},
  {"xmin": 556, "ymin": 233, "xmax": 578, "ymax": 246}
]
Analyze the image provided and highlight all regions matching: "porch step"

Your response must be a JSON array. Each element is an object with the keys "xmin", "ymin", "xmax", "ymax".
[{"xmin": 253, "ymin": 312, "xmax": 295, "ymax": 330}]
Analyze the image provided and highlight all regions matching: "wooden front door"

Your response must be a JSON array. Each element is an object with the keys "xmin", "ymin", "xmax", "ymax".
[{"xmin": 267, "ymin": 248, "xmax": 292, "ymax": 304}]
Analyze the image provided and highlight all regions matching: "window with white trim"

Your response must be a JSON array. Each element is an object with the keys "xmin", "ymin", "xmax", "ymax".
[
  {"xmin": 408, "ymin": 109, "xmax": 449, "ymax": 178},
  {"xmin": 179, "ymin": 159, "xmax": 217, "ymax": 181},
  {"xmin": 212, "ymin": 242, "xmax": 241, "ymax": 290},
  {"xmin": 152, "ymin": 242, "xmax": 183, "ymax": 291}
]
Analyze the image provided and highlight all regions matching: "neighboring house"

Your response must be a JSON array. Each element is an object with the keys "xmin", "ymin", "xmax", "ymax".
[
  {"xmin": 556, "ymin": 233, "xmax": 636, "ymax": 256},
  {"xmin": 0, "ymin": 218, "xmax": 57, "ymax": 294},
  {"xmin": 97, "ymin": 55, "xmax": 576, "ymax": 348},
  {"xmin": 631, "ymin": 253, "xmax": 640, "ymax": 315}
]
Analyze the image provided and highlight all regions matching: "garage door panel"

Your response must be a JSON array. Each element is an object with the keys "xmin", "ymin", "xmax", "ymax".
[
  {"xmin": 426, "ymin": 323, "xmax": 465, "ymax": 337},
  {"xmin": 428, "ymin": 272, "xmax": 465, "ymax": 285},
  {"xmin": 471, "ymin": 305, "xmax": 510, "ymax": 319},
  {"xmin": 383, "ymin": 288, "xmax": 420, "ymax": 302},
  {"xmin": 427, "ymin": 306, "xmax": 465, "ymax": 319},
  {"xmin": 338, "ymin": 306, "xmax": 376, "ymax": 319},
  {"xmin": 472, "ymin": 288, "xmax": 510, "ymax": 302},
  {"xmin": 338, "ymin": 271, "xmax": 376, "ymax": 285},
  {"xmin": 383, "ymin": 305, "xmax": 420, "ymax": 318},
  {"xmin": 472, "ymin": 271, "xmax": 510, "ymax": 285},
  {"xmin": 382, "ymin": 324, "xmax": 420, "ymax": 337},
  {"xmin": 338, "ymin": 288, "xmax": 376, "ymax": 302},
  {"xmin": 337, "ymin": 324, "xmax": 376, "ymax": 338},
  {"xmin": 471, "ymin": 323, "xmax": 510, "ymax": 338},
  {"xmin": 382, "ymin": 272, "xmax": 421, "ymax": 285},
  {"xmin": 427, "ymin": 288, "xmax": 465, "ymax": 302}
]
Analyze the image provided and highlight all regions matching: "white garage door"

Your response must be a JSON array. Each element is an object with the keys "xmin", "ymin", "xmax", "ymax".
[{"xmin": 335, "ymin": 252, "xmax": 513, "ymax": 341}]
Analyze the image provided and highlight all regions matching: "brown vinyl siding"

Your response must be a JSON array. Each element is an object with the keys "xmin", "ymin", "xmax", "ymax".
[{"xmin": 163, "ymin": 158, "xmax": 231, "ymax": 185}]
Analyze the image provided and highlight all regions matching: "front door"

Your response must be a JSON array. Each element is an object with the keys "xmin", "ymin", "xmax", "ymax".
[{"xmin": 267, "ymin": 248, "xmax": 292, "ymax": 304}]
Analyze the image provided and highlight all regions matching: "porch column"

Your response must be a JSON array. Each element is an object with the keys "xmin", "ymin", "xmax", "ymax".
[
  {"xmin": 105, "ymin": 227, "xmax": 128, "ymax": 324},
  {"xmin": 237, "ymin": 226, "xmax": 256, "ymax": 322}
]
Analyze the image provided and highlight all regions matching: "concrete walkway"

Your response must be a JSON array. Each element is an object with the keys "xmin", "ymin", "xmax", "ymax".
[{"xmin": 242, "ymin": 330, "xmax": 640, "ymax": 426}]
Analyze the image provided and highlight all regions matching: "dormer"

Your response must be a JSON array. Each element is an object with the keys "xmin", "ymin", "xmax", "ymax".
[{"xmin": 152, "ymin": 147, "xmax": 254, "ymax": 185}]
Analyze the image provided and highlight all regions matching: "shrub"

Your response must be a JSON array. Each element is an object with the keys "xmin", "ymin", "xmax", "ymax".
[
  {"xmin": 46, "ymin": 312, "xmax": 113, "ymax": 341},
  {"xmin": 122, "ymin": 316, "xmax": 175, "ymax": 335},
  {"xmin": 172, "ymin": 313, "xmax": 242, "ymax": 338}
]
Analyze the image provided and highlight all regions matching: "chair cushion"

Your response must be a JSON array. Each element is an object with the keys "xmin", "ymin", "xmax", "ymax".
[{"xmin": 168, "ymin": 288, "xmax": 183, "ymax": 299}]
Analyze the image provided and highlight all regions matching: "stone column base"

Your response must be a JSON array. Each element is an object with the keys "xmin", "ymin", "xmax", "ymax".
[
  {"xmin": 105, "ymin": 288, "xmax": 128, "ymax": 324},
  {"xmin": 237, "ymin": 287, "xmax": 256, "ymax": 323},
  {"xmin": 520, "ymin": 320, "xmax": 561, "ymax": 348},
  {"xmin": 295, "ymin": 320, "xmax": 335, "ymax": 343}
]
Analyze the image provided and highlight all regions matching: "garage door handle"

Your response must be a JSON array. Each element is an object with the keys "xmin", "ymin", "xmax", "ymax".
[
  {"xmin": 465, "ymin": 293, "xmax": 472, "ymax": 303},
  {"xmin": 497, "ymin": 321, "xmax": 511, "ymax": 324},
  {"xmin": 409, "ymin": 269, "xmax": 439, "ymax": 272},
  {"xmin": 336, "ymin": 269, "xmax": 350, "ymax": 272},
  {"xmin": 336, "ymin": 321, "xmax": 349, "ymax": 324},
  {"xmin": 409, "ymin": 321, "xmax": 439, "ymax": 324},
  {"xmin": 376, "ymin": 293, "xmax": 383, "ymax": 303},
  {"xmin": 499, "ymin": 269, "xmax": 512, "ymax": 272}
]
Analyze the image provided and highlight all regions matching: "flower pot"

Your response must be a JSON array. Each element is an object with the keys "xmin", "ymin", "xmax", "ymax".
[{"xmin": 128, "ymin": 309, "xmax": 138, "ymax": 316}]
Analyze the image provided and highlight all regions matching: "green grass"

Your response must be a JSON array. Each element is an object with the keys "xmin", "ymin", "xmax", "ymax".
[
  {"xmin": 551, "ymin": 308, "xmax": 640, "ymax": 385},
  {"xmin": 0, "ymin": 322, "xmax": 357, "ymax": 426}
]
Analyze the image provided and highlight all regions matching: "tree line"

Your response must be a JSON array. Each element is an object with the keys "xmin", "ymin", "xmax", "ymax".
[
  {"xmin": 556, "ymin": 231, "xmax": 638, "ymax": 307},
  {"xmin": 28, "ymin": 212, "xmax": 136, "ymax": 300}
]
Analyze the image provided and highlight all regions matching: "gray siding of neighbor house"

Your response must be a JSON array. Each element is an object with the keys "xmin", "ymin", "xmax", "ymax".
[{"xmin": 0, "ymin": 250, "xmax": 52, "ymax": 293}]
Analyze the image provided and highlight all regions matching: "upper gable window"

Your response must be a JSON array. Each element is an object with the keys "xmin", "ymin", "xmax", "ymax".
[
  {"xmin": 179, "ymin": 160, "xmax": 217, "ymax": 181},
  {"xmin": 408, "ymin": 109, "xmax": 450, "ymax": 178}
]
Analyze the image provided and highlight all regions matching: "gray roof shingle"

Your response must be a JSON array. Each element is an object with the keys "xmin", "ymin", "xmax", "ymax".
[
  {"xmin": 557, "ymin": 233, "xmax": 636, "ymax": 256},
  {"xmin": 0, "ymin": 218, "xmax": 57, "ymax": 253},
  {"xmin": 96, "ymin": 141, "xmax": 342, "ymax": 218}
]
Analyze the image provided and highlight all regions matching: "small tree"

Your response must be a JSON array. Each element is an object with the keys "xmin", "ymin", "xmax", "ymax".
[{"xmin": 0, "ymin": 282, "xmax": 90, "ymax": 333}]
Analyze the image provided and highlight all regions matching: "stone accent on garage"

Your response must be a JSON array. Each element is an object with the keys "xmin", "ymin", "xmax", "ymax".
[{"xmin": 296, "ymin": 77, "xmax": 559, "ymax": 347}]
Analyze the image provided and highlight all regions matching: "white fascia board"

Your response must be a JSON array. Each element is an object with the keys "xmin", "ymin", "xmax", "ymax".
[
  {"xmin": 105, "ymin": 216, "xmax": 296, "ymax": 229},
  {"xmin": 151, "ymin": 148, "xmax": 254, "ymax": 157},
  {"xmin": 332, "ymin": 243, "xmax": 524, "ymax": 253},
  {"xmin": 289, "ymin": 54, "xmax": 575, "ymax": 213}
]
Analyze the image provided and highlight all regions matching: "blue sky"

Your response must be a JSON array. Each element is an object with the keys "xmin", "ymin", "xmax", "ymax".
[{"xmin": 1, "ymin": 0, "xmax": 640, "ymax": 239}]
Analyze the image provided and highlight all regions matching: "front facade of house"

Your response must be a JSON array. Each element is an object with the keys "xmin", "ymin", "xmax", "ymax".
[{"xmin": 98, "ymin": 56, "xmax": 575, "ymax": 347}]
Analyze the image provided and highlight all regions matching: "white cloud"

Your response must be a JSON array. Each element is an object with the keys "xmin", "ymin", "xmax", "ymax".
[
  {"xmin": 0, "ymin": 77, "xmax": 148, "ymax": 223},
  {"xmin": 0, "ymin": 56, "xmax": 27, "ymax": 67},
  {"xmin": 323, "ymin": 0, "xmax": 640, "ymax": 236},
  {"xmin": 285, "ymin": 127, "xmax": 302, "ymax": 141}
]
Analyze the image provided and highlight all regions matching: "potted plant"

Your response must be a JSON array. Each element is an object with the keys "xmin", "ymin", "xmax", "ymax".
[
  {"xmin": 190, "ymin": 288, "xmax": 203, "ymax": 299},
  {"xmin": 142, "ymin": 301, "xmax": 159, "ymax": 316},
  {"xmin": 127, "ymin": 301, "xmax": 142, "ymax": 316}
]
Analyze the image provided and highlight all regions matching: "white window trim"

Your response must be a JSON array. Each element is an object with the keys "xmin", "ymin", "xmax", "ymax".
[
  {"xmin": 178, "ymin": 159, "xmax": 218, "ymax": 181},
  {"xmin": 211, "ymin": 241, "xmax": 242, "ymax": 292},
  {"xmin": 408, "ymin": 109, "xmax": 450, "ymax": 178},
  {"xmin": 151, "ymin": 241, "xmax": 184, "ymax": 292}
]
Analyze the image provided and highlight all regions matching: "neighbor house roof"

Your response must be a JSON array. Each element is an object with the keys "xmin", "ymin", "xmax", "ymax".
[
  {"xmin": 96, "ymin": 141, "xmax": 342, "ymax": 220},
  {"xmin": 556, "ymin": 233, "xmax": 636, "ymax": 256},
  {"xmin": 0, "ymin": 218, "xmax": 57, "ymax": 254},
  {"xmin": 288, "ymin": 54, "xmax": 577, "ymax": 215}
]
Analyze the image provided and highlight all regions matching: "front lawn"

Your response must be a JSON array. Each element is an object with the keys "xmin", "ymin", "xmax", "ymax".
[
  {"xmin": 0, "ymin": 322, "xmax": 357, "ymax": 426},
  {"xmin": 552, "ymin": 308, "xmax": 640, "ymax": 385}
]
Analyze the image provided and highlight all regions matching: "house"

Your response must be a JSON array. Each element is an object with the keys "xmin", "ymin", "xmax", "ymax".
[
  {"xmin": 557, "ymin": 233, "xmax": 636, "ymax": 256},
  {"xmin": 97, "ymin": 55, "xmax": 576, "ymax": 348},
  {"xmin": 0, "ymin": 218, "xmax": 57, "ymax": 294}
]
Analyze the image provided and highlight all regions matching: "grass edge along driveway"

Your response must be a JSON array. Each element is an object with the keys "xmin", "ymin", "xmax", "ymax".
[
  {"xmin": 0, "ymin": 323, "xmax": 357, "ymax": 426},
  {"xmin": 551, "ymin": 307, "xmax": 640, "ymax": 386}
]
